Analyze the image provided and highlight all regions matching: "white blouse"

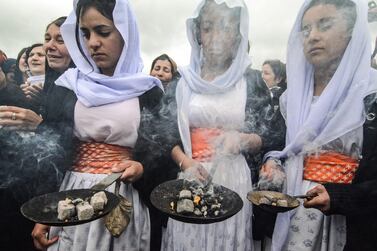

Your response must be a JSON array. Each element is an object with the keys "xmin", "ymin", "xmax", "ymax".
[{"xmin": 73, "ymin": 98, "xmax": 140, "ymax": 148}]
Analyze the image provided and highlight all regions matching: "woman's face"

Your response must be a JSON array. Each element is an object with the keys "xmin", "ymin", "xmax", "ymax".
[
  {"xmin": 150, "ymin": 59, "xmax": 173, "ymax": 82},
  {"xmin": 301, "ymin": 4, "xmax": 351, "ymax": 69},
  {"xmin": 18, "ymin": 52, "xmax": 28, "ymax": 73},
  {"xmin": 79, "ymin": 7, "xmax": 124, "ymax": 76},
  {"xmin": 27, "ymin": 46, "xmax": 46, "ymax": 76},
  {"xmin": 199, "ymin": 2, "xmax": 241, "ymax": 65},
  {"xmin": 44, "ymin": 24, "xmax": 71, "ymax": 73},
  {"xmin": 262, "ymin": 64, "xmax": 277, "ymax": 88}
]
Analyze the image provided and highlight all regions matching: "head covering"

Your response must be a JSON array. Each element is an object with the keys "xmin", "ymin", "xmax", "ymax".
[
  {"xmin": 265, "ymin": 0, "xmax": 377, "ymax": 250},
  {"xmin": 55, "ymin": 0, "xmax": 162, "ymax": 107},
  {"xmin": 1, "ymin": 58, "xmax": 16, "ymax": 74},
  {"xmin": 176, "ymin": 0, "xmax": 251, "ymax": 156}
]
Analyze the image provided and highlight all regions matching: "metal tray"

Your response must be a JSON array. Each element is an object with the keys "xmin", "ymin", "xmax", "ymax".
[
  {"xmin": 21, "ymin": 189, "xmax": 119, "ymax": 226},
  {"xmin": 150, "ymin": 179, "xmax": 243, "ymax": 224},
  {"xmin": 247, "ymin": 190, "xmax": 300, "ymax": 213}
]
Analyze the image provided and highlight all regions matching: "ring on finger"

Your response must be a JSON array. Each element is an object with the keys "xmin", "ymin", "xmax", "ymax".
[{"xmin": 11, "ymin": 112, "xmax": 16, "ymax": 120}]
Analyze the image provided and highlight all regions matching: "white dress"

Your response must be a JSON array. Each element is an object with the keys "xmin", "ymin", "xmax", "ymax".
[
  {"xmin": 281, "ymin": 97, "xmax": 363, "ymax": 251},
  {"xmin": 48, "ymin": 98, "xmax": 150, "ymax": 251},
  {"xmin": 162, "ymin": 79, "xmax": 254, "ymax": 251}
]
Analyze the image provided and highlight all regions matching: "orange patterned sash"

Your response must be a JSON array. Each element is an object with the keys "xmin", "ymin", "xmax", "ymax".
[
  {"xmin": 72, "ymin": 142, "xmax": 132, "ymax": 174},
  {"xmin": 191, "ymin": 128, "xmax": 221, "ymax": 162},
  {"xmin": 303, "ymin": 152, "xmax": 359, "ymax": 184}
]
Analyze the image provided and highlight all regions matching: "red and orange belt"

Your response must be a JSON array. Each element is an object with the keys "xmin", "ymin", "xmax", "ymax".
[
  {"xmin": 303, "ymin": 151, "xmax": 359, "ymax": 184},
  {"xmin": 190, "ymin": 128, "xmax": 222, "ymax": 162},
  {"xmin": 72, "ymin": 142, "xmax": 132, "ymax": 174}
]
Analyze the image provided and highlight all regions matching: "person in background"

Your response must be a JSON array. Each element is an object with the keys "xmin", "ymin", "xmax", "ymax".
[
  {"xmin": 0, "ymin": 63, "xmax": 31, "ymax": 109},
  {"xmin": 15, "ymin": 47, "xmax": 31, "ymax": 85},
  {"xmin": 260, "ymin": 0, "xmax": 377, "ymax": 250},
  {"xmin": 1, "ymin": 58, "xmax": 22, "ymax": 86},
  {"xmin": 261, "ymin": 59, "xmax": 287, "ymax": 110},
  {"xmin": 22, "ymin": 43, "xmax": 46, "ymax": 104},
  {"xmin": 150, "ymin": 53, "xmax": 179, "ymax": 89},
  {"xmin": 32, "ymin": 0, "xmax": 163, "ymax": 250},
  {"xmin": 0, "ymin": 16, "xmax": 75, "ymax": 251}
]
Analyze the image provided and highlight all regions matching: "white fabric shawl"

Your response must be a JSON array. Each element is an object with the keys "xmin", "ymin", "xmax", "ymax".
[
  {"xmin": 266, "ymin": 0, "xmax": 377, "ymax": 250},
  {"xmin": 55, "ymin": 0, "xmax": 162, "ymax": 107},
  {"xmin": 176, "ymin": 0, "xmax": 252, "ymax": 156}
]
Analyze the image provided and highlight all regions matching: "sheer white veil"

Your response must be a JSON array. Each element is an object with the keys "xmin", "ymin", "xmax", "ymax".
[
  {"xmin": 176, "ymin": 0, "xmax": 251, "ymax": 156},
  {"xmin": 266, "ymin": 0, "xmax": 377, "ymax": 250}
]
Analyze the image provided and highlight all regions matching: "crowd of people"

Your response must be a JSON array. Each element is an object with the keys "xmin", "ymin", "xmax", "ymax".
[{"xmin": 0, "ymin": 0, "xmax": 377, "ymax": 251}]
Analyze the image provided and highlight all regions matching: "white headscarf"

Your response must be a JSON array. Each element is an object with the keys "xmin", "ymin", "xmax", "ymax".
[
  {"xmin": 55, "ymin": 0, "xmax": 162, "ymax": 107},
  {"xmin": 266, "ymin": 0, "xmax": 377, "ymax": 250},
  {"xmin": 176, "ymin": 0, "xmax": 251, "ymax": 156}
]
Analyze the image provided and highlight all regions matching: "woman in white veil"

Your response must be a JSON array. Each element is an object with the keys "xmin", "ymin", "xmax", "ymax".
[
  {"xmin": 261, "ymin": 0, "xmax": 377, "ymax": 250},
  {"xmin": 31, "ymin": 0, "xmax": 163, "ymax": 250},
  {"xmin": 160, "ymin": 0, "xmax": 284, "ymax": 250}
]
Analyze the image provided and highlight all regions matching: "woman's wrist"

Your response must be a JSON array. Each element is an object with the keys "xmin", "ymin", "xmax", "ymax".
[
  {"xmin": 171, "ymin": 145, "xmax": 188, "ymax": 171},
  {"xmin": 265, "ymin": 157, "xmax": 284, "ymax": 171},
  {"xmin": 240, "ymin": 133, "xmax": 262, "ymax": 153}
]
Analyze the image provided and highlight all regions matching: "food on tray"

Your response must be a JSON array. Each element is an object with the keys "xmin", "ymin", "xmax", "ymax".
[
  {"xmin": 258, "ymin": 195, "xmax": 288, "ymax": 207},
  {"xmin": 171, "ymin": 183, "xmax": 224, "ymax": 217},
  {"xmin": 57, "ymin": 191, "xmax": 108, "ymax": 221},
  {"xmin": 76, "ymin": 201, "xmax": 94, "ymax": 220},
  {"xmin": 57, "ymin": 199, "xmax": 75, "ymax": 221},
  {"xmin": 90, "ymin": 191, "xmax": 108, "ymax": 211}
]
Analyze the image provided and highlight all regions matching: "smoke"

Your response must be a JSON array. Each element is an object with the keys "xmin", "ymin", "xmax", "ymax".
[
  {"xmin": 257, "ymin": 164, "xmax": 286, "ymax": 192},
  {"xmin": 0, "ymin": 127, "xmax": 66, "ymax": 203}
]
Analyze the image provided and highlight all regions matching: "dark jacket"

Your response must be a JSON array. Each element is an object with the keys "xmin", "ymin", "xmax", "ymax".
[
  {"xmin": 324, "ymin": 93, "xmax": 377, "ymax": 251},
  {"xmin": 0, "ymin": 68, "xmax": 76, "ymax": 251},
  {"xmin": 0, "ymin": 73, "xmax": 77, "ymax": 199},
  {"xmin": 0, "ymin": 82, "xmax": 35, "ymax": 110}
]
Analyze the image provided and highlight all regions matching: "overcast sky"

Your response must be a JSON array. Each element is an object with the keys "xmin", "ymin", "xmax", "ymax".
[{"xmin": 1, "ymin": 0, "xmax": 377, "ymax": 72}]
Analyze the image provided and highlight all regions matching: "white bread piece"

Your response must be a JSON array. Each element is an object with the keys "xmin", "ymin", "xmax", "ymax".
[
  {"xmin": 176, "ymin": 199, "xmax": 194, "ymax": 214},
  {"xmin": 92, "ymin": 191, "xmax": 108, "ymax": 204},
  {"xmin": 76, "ymin": 202, "xmax": 94, "ymax": 220},
  {"xmin": 57, "ymin": 200, "xmax": 75, "ymax": 221}
]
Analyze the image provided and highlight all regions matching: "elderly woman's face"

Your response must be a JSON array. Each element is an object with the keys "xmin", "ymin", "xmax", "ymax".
[
  {"xmin": 44, "ymin": 24, "xmax": 71, "ymax": 73},
  {"xmin": 79, "ymin": 7, "xmax": 124, "ymax": 76},
  {"xmin": 199, "ymin": 2, "xmax": 241, "ymax": 64},
  {"xmin": 301, "ymin": 4, "xmax": 351, "ymax": 69}
]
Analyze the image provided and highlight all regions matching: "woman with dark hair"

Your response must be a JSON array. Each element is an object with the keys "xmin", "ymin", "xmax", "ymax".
[
  {"xmin": 261, "ymin": 59, "xmax": 287, "ymax": 109},
  {"xmin": 25, "ymin": 43, "xmax": 46, "ymax": 83},
  {"xmin": 260, "ymin": 0, "xmax": 377, "ymax": 250},
  {"xmin": 0, "ymin": 16, "xmax": 76, "ymax": 251},
  {"xmin": 21, "ymin": 43, "xmax": 46, "ymax": 104},
  {"xmin": 32, "ymin": 0, "xmax": 163, "ymax": 250},
  {"xmin": 15, "ymin": 47, "xmax": 30, "ymax": 85},
  {"xmin": 150, "ymin": 53, "xmax": 179, "ymax": 88}
]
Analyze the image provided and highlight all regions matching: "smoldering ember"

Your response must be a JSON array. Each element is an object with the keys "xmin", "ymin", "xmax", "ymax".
[{"xmin": 1, "ymin": 0, "xmax": 377, "ymax": 251}]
